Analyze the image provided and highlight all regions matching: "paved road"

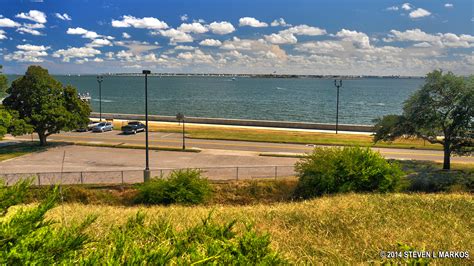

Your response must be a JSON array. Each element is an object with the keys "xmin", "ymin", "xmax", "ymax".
[{"xmin": 14, "ymin": 130, "xmax": 474, "ymax": 164}]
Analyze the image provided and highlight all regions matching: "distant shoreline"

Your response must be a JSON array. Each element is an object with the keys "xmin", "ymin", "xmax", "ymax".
[{"xmin": 5, "ymin": 73, "xmax": 425, "ymax": 79}]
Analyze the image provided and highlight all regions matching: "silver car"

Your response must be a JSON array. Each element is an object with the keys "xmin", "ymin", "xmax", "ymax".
[{"xmin": 92, "ymin": 122, "xmax": 113, "ymax": 132}]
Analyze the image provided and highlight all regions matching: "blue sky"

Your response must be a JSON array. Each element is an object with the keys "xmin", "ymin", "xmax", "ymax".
[{"xmin": 0, "ymin": 0, "xmax": 472, "ymax": 75}]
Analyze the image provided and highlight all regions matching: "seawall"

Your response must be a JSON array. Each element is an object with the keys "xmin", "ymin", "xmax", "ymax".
[{"xmin": 91, "ymin": 112, "xmax": 374, "ymax": 132}]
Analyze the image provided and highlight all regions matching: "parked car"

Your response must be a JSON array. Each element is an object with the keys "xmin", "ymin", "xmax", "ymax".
[
  {"xmin": 76, "ymin": 120, "xmax": 100, "ymax": 132},
  {"xmin": 92, "ymin": 122, "xmax": 113, "ymax": 132},
  {"xmin": 121, "ymin": 121, "xmax": 146, "ymax": 134}
]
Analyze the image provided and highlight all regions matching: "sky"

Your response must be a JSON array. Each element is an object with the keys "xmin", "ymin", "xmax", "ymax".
[{"xmin": 0, "ymin": 0, "xmax": 472, "ymax": 75}]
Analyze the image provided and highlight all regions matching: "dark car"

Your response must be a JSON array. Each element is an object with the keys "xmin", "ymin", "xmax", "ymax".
[{"xmin": 121, "ymin": 121, "xmax": 146, "ymax": 134}]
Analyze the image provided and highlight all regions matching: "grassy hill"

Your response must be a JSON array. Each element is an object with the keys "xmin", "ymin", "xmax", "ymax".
[{"xmin": 46, "ymin": 193, "xmax": 473, "ymax": 264}]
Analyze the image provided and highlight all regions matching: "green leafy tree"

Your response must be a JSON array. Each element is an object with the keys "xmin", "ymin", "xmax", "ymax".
[
  {"xmin": 374, "ymin": 70, "xmax": 473, "ymax": 170},
  {"xmin": 3, "ymin": 65, "xmax": 91, "ymax": 145},
  {"xmin": 0, "ymin": 65, "xmax": 7, "ymax": 97}
]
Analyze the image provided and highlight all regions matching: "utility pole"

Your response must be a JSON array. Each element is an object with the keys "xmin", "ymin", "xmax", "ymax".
[
  {"xmin": 96, "ymin": 75, "xmax": 103, "ymax": 121},
  {"xmin": 334, "ymin": 79, "xmax": 342, "ymax": 134},
  {"xmin": 143, "ymin": 70, "xmax": 151, "ymax": 182}
]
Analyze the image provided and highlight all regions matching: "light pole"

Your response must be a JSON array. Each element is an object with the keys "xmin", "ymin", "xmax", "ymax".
[
  {"xmin": 334, "ymin": 79, "xmax": 342, "ymax": 134},
  {"xmin": 143, "ymin": 70, "xmax": 151, "ymax": 182},
  {"xmin": 176, "ymin": 112, "xmax": 185, "ymax": 150},
  {"xmin": 96, "ymin": 75, "xmax": 103, "ymax": 121}
]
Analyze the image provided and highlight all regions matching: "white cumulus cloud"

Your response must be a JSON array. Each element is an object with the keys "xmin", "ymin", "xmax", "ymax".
[
  {"xmin": 67, "ymin": 27, "xmax": 100, "ymax": 39},
  {"xmin": 401, "ymin": 3, "xmax": 412, "ymax": 11},
  {"xmin": 444, "ymin": 3, "xmax": 453, "ymax": 8},
  {"xmin": 336, "ymin": 29, "xmax": 371, "ymax": 49},
  {"xmin": 208, "ymin": 21, "xmax": 235, "ymax": 35},
  {"xmin": 409, "ymin": 8, "xmax": 431, "ymax": 19},
  {"xmin": 16, "ymin": 27, "xmax": 42, "ymax": 36},
  {"xmin": 238, "ymin": 17, "xmax": 268, "ymax": 27},
  {"xmin": 0, "ymin": 29, "xmax": 6, "ymax": 39},
  {"xmin": 199, "ymin": 39, "xmax": 222, "ymax": 46},
  {"xmin": 0, "ymin": 17, "xmax": 21, "ymax": 27},
  {"xmin": 270, "ymin": 18, "xmax": 290, "ymax": 27},
  {"xmin": 112, "ymin": 15, "xmax": 168, "ymax": 30},
  {"xmin": 17, "ymin": 44, "xmax": 50, "ymax": 51},
  {"xmin": 158, "ymin": 29, "xmax": 193, "ymax": 44},
  {"xmin": 177, "ymin": 22, "xmax": 208, "ymax": 33},
  {"xmin": 53, "ymin": 46, "xmax": 101, "ymax": 62},
  {"xmin": 15, "ymin": 10, "xmax": 47, "ymax": 24},
  {"xmin": 122, "ymin": 32, "xmax": 131, "ymax": 39}
]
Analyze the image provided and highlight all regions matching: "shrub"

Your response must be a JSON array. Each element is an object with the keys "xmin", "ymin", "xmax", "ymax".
[
  {"xmin": 134, "ymin": 169, "xmax": 212, "ymax": 205},
  {"xmin": 0, "ymin": 180, "xmax": 95, "ymax": 264},
  {"xmin": 294, "ymin": 147, "xmax": 404, "ymax": 198},
  {"xmin": 80, "ymin": 212, "xmax": 285, "ymax": 265}
]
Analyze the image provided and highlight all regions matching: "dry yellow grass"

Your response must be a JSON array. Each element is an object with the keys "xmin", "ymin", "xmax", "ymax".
[{"xmin": 47, "ymin": 193, "xmax": 473, "ymax": 264}]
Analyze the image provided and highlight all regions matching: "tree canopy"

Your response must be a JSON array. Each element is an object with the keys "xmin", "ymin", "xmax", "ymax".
[
  {"xmin": 0, "ymin": 65, "xmax": 7, "ymax": 97},
  {"xmin": 3, "ymin": 65, "xmax": 91, "ymax": 145},
  {"xmin": 373, "ymin": 70, "xmax": 473, "ymax": 170}
]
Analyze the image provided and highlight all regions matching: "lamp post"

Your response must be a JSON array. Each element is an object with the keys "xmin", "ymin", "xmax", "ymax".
[
  {"xmin": 143, "ymin": 70, "xmax": 151, "ymax": 182},
  {"xmin": 176, "ymin": 112, "xmax": 185, "ymax": 150},
  {"xmin": 96, "ymin": 75, "xmax": 103, "ymax": 121},
  {"xmin": 334, "ymin": 79, "xmax": 342, "ymax": 134}
]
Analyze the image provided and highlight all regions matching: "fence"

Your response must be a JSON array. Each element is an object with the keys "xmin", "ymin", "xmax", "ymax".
[{"xmin": 0, "ymin": 165, "xmax": 296, "ymax": 186}]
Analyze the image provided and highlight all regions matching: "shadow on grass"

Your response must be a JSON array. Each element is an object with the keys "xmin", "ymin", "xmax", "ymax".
[{"xmin": 393, "ymin": 160, "xmax": 473, "ymax": 193}]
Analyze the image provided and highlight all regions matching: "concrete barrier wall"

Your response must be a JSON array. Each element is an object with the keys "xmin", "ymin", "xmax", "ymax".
[{"xmin": 91, "ymin": 112, "xmax": 374, "ymax": 132}]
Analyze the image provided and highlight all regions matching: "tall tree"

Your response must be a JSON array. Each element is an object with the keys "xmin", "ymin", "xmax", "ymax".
[
  {"xmin": 0, "ymin": 65, "xmax": 7, "ymax": 97},
  {"xmin": 3, "ymin": 65, "xmax": 91, "ymax": 145},
  {"xmin": 373, "ymin": 70, "xmax": 473, "ymax": 170}
]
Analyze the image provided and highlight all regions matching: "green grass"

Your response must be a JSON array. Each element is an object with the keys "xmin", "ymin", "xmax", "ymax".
[
  {"xmin": 140, "ymin": 122, "xmax": 444, "ymax": 150},
  {"xmin": 45, "ymin": 193, "xmax": 474, "ymax": 264},
  {"xmin": 0, "ymin": 142, "xmax": 51, "ymax": 161}
]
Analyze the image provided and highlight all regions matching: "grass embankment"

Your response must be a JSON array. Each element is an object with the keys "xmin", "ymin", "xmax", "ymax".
[
  {"xmin": 45, "ymin": 193, "xmax": 473, "ymax": 264},
  {"xmin": 111, "ymin": 120, "xmax": 442, "ymax": 150}
]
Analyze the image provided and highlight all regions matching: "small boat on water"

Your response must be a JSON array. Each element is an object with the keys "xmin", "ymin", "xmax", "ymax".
[{"xmin": 231, "ymin": 76, "xmax": 236, "ymax": 81}]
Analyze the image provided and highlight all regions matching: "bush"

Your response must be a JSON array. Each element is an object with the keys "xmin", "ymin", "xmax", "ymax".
[
  {"xmin": 81, "ymin": 212, "xmax": 285, "ymax": 265},
  {"xmin": 134, "ymin": 169, "xmax": 212, "ymax": 205},
  {"xmin": 294, "ymin": 147, "xmax": 404, "ymax": 198}
]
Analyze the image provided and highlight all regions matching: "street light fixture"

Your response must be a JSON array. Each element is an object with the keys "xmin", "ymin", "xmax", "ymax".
[
  {"xmin": 143, "ymin": 70, "xmax": 151, "ymax": 182},
  {"xmin": 96, "ymin": 75, "xmax": 103, "ymax": 121},
  {"xmin": 176, "ymin": 112, "xmax": 185, "ymax": 150},
  {"xmin": 334, "ymin": 79, "xmax": 343, "ymax": 134}
]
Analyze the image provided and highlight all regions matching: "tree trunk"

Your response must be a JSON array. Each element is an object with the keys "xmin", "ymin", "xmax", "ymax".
[
  {"xmin": 38, "ymin": 131, "xmax": 47, "ymax": 146},
  {"xmin": 442, "ymin": 143, "xmax": 451, "ymax": 170}
]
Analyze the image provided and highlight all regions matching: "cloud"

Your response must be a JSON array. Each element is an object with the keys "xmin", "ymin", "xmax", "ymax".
[
  {"xmin": 53, "ymin": 47, "xmax": 101, "ymax": 62},
  {"xmin": 208, "ymin": 21, "xmax": 235, "ymax": 34},
  {"xmin": 270, "ymin": 18, "xmax": 290, "ymax": 27},
  {"xmin": 114, "ymin": 40, "xmax": 160, "ymax": 54},
  {"xmin": 174, "ymin": 45, "xmax": 195, "ymax": 50},
  {"xmin": 386, "ymin": 29, "xmax": 474, "ymax": 48},
  {"xmin": 158, "ymin": 29, "xmax": 193, "ymax": 44},
  {"xmin": 444, "ymin": 3, "xmax": 453, "ymax": 8},
  {"xmin": 336, "ymin": 29, "xmax": 371, "ymax": 49},
  {"xmin": 122, "ymin": 32, "xmax": 131, "ymax": 39},
  {"xmin": 55, "ymin": 13, "xmax": 72, "ymax": 21},
  {"xmin": 409, "ymin": 8, "xmax": 431, "ymax": 19},
  {"xmin": 199, "ymin": 39, "xmax": 222, "ymax": 46},
  {"xmin": 112, "ymin": 15, "xmax": 168, "ymax": 29},
  {"xmin": 180, "ymin": 14, "xmax": 188, "ymax": 21},
  {"xmin": 238, "ymin": 17, "xmax": 268, "ymax": 27},
  {"xmin": 0, "ymin": 29, "xmax": 6, "ymax": 39},
  {"xmin": 265, "ymin": 32, "xmax": 297, "ymax": 44},
  {"xmin": 413, "ymin": 42, "xmax": 432, "ymax": 48},
  {"xmin": 177, "ymin": 22, "xmax": 208, "ymax": 33},
  {"xmin": 284, "ymin": 25, "xmax": 326, "ymax": 36},
  {"xmin": 15, "ymin": 10, "xmax": 47, "ymax": 24},
  {"xmin": 23, "ymin": 23, "xmax": 44, "ymax": 29},
  {"xmin": 0, "ymin": 17, "xmax": 21, "ymax": 27},
  {"xmin": 17, "ymin": 44, "xmax": 49, "ymax": 51},
  {"xmin": 386, "ymin": 6, "xmax": 399, "ymax": 11},
  {"xmin": 16, "ymin": 27, "xmax": 42, "ymax": 35},
  {"xmin": 177, "ymin": 49, "xmax": 214, "ymax": 64},
  {"xmin": 265, "ymin": 25, "xmax": 326, "ymax": 45},
  {"xmin": 67, "ymin": 27, "xmax": 100, "ymax": 39},
  {"xmin": 295, "ymin": 41, "xmax": 345, "ymax": 54},
  {"xmin": 401, "ymin": 3, "xmax": 412, "ymax": 11},
  {"xmin": 5, "ymin": 50, "xmax": 48, "ymax": 62},
  {"xmin": 87, "ymin": 38, "xmax": 113, "ymax": 47}
]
